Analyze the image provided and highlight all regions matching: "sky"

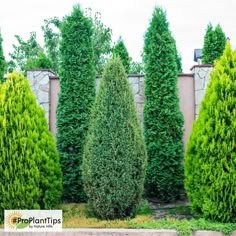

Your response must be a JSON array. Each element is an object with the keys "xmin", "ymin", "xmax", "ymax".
[{"xmin": 0, "ymin": 0, "xmax": 236, "ymax": 73}]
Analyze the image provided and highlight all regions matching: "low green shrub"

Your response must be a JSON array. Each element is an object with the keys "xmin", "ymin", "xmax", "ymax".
[{"xmin": 131, "ymin": 218, "xmax": 236, "ymax": 236}]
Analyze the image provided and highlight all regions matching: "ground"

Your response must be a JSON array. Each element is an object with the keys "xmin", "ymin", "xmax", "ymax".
[{"xmin": 148, "ymin": 198, "xmax": 193, "ymax": 220}]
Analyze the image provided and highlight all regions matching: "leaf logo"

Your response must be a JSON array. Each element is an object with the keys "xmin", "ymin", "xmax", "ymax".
[{"xmin": 16, "ymin": 222, "xmax": 30, "ymax": 229}]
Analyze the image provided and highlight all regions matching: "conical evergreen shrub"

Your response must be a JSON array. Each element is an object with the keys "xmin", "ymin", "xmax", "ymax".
[
  {"xmin": 56, "ymin": 5, "xmax": 95, "ymax": 202},
  {"xmin": 0, "ymin": 72, "xmax": 62, "ymax": 221},
  {"xmin": 143, "ymin": 7, "xmax": 184, "ymax": 202},
  {"xmin": 112, "ymin": 37, "xmax": 131, "ymax": 74},
  {"xmin": 82, "ymin": 57, "xmax": 147, "ymax": 220},
  {"xmin": 185, "ymin": 42, "xmax": 236, "ymax": 222}
]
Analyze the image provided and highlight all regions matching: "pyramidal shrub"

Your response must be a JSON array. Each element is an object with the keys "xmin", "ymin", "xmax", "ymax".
[
  {"xmin": 82, "ymin": 57, "xmax": 147, "ymax": 220},
  {"xmin": 143, "ymin": 7, "xmax": 184, "ymax": 202},
  {"xmin": 185, "ymin": 42, "xmax": 236, "ymax": 222},
  {"xmin": 0, "ymin": 72, "xmax": 62, "ymax": 221},
  {"xmin": 56, "ymin": 5, "xmax": 95, "ymax": 202},
  {"xmin": 112, "ymin": 37, "xmax": 131, "ymax": 74}
]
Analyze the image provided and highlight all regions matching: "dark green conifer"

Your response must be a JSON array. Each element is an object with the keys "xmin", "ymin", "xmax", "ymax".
[
  {"xmin": 202, "ymin": 23, "xmax": 226, "ymax": 64},
  {"xmin": 56, "ymin": 5, "xmax": 95, "ymax": 202},
  {"xmin": 112, "ymin": 37, "xmax": 131, "ymax": 74},
  {"xmin": 82, "ymin": 57, "xmax": 147, "ymax": 219},
  {"xmin": 143, "ymin": 7, "xmax": 184, "ymax": 202}
]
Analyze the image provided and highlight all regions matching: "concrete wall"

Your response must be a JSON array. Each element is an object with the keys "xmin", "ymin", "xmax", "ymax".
[
  {"xmin": 27, "ymin": 65, "xmax": 212, "ymax": 148},
  {"xmin": 191, "ymin": 65, "xmax": 214, "ymax": 117},
  {"xmin": 178, "ymin": 74, "xmax": 195, "ymax": 148},
  {"xmin": 27, "ymin": 69, "xmax": 56, "ymax": 122},
  {"xmin": 49, "ymin": 76, "xmax": 60, "ymax": 137},
  {"xmin": 48, "ymin": 74, "xmax": 195, "ymax": 148}
]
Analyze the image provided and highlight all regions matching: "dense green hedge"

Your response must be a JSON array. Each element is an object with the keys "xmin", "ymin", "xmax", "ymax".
[
  {"xmin": 143, "ymin": 7, "xmax": 184, "ymax": 202},
  {"xmin": 56, "ymin": 5, "xmax": 96, "ymax": 202},
  {"xmin": 0, "ymin": 72, "xmax": 62, "ymax": 221},
  {"xmin": 82, "ymin": 57, "xmax": 147, "ymax": 220},
  {"xmin": 185, "ymin": 42, "xmax": 236, "ymax": 222}
]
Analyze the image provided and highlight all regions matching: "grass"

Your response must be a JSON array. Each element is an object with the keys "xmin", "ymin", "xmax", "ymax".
[
  {"xmin": 1, "ymin": 200, "xmax": 235, "ymax": 236},
  {"xmin": 60, "ymin": 201, "xmax": 236, "ymax": 236},
  {"xmin": 60, "ymin": 199, "xmax": 154, "ymax": 228},
  {"xmin": 131, "ymin": 218, "xmax": 236, "ymax": 236}
]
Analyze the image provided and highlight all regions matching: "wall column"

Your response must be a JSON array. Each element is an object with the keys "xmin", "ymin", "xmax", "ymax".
[
  {"xmin": 191, "ymin": 65, "xmax": 214, "ymax": 118},
  {"xmin": 27, "ymin": 69, "xmax": 56, "ymax": 125}
]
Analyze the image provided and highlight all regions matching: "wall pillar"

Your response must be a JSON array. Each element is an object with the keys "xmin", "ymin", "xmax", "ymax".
[
  {"xmin": 27, "ymin": 69, "xmax": 56, "ymax": 125},
  {"xmin": 191, "ymin": 65, "xmax": 214, "ymax": 118}
]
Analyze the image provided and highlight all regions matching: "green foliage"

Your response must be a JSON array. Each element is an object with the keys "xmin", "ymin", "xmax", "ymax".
[
  {"xmin": 137, "ymin": 199, "xmax": 153, "ymax": 215},
  {"xmin": 56, "ymin": 5, "xmax": 96, "ymax": 202},
  {"xmin": 129, "ymin": 61, "xmax": 144, "ymax": 74},
  {"xmin": 185, "ymin": 43, "xmax": 236, "ymax": 223},
  {"xmin": 176, "ymin": 52, "xmax": 183, "ymax": 73},
  {"xmin": 82, "ymin": 57, "xmax": 147, "ymax": 220},
  {"xmin": 25, "ymin": 50, "xmax": 52, "ymax": 70},
  {"xmin": 131, "ymin": 218, "xmax": 236, "ymax": 236},
  {"xmin": 0, "ymin": 33, "xmax": 6, "ymax": 82},
  {"xmin": 143, "ymin": 7, "xmax": 184, "ymax": 202},
  {"xmin": 0, "ymin": 72, "xmax": 62, "ymax": 221},
  {"xmin": 202, "ymin": 23, "xmax": 226, "ymax": 64},
  {"xmin": 112, "ymin": 37, "xmax": 131, "ymax": 74},
  {"xmin": 41, "ymin": 17, "xmax": 61, "ymax": 74},
  {"xmin": 85, "ymin": 9, "xmax": 112, "ymax": 75},
  {"xmin": 8, "ymin": 32, "xmax": 51, "ymax": 73}
]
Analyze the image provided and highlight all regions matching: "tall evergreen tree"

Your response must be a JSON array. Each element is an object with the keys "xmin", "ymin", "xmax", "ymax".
[
  {"xmin": 82, "ymin": 57, "xmax": 147, "ymax": 220},
  {"xmin": 56, "ymin": 5, "xmax": 95, "ymax": 202},
  {"xmin": 202, "ymin": 23, "xmax": 226, "ymax": 64},
  {"xmin": 0, "ymin": 72, "xmax": 62, "ymax": 221},
  {"xmin": 185, "ymin": 42, "xmax": 236, "ymax": 223},
  {"xmin": 112, "ymin": 37, "xmax": 131, "ymax": 74},
  {"xmin": 0, "ymin": 33, "xmax": 6, "ymax": 82},
  {"xmin": 143, "ymin": 7, "xmax": 184, "ymax": 202}
]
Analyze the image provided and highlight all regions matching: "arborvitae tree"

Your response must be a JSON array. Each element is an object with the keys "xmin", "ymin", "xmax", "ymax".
[
  {"xmin": 56, "ymin": 5, "xmax": 95, "ymax": 202},
  {"xmin": 143, "ymin": 7, "xmax": 184, "ymax": 202},
  {"xmin": 0, "ymin": 33, "xmax": 6, "ymax": 82},
  {"xmin": 112, "ymin": 37, "xmax": 131, "ymax": 74},
  {"xmin": 185, "ymin": 42, "xmax": 236, "ymax": 223},
  {"xmin": 202, "ymin": 23, "xmax": 226, "ymax": 64},
  {"xmin": 0, "ymin": 72, "xmax": 62, "ymax": 221},
  {"xmin": 82, "ymin": 57, "xmax": 147, "ymax": 220}
]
